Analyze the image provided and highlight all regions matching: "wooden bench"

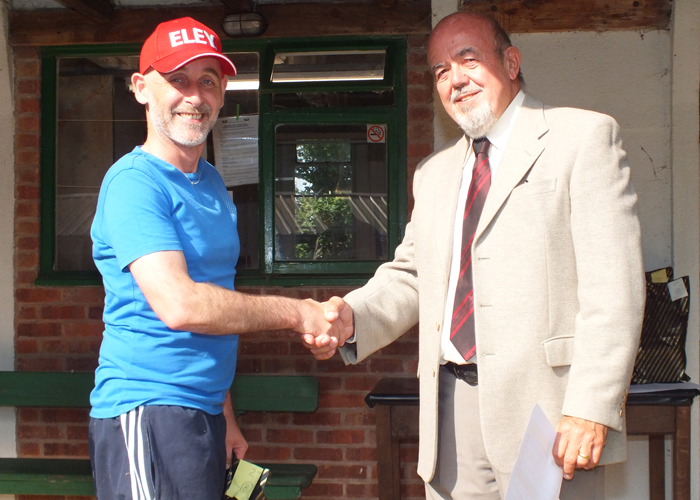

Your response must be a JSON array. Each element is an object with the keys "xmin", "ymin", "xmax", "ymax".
[{"xmin": 0, "ymin": 371, "xmax": 319, "ymax": 500}]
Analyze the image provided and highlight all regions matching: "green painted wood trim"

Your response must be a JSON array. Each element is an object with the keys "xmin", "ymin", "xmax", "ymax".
[
  {"xmin": 0, "ymin": 372, "xmax": 318, "ymax": 413},
  {"xmin": 0, "ymin": 459, "xmax": 316, "ymax": 498}
]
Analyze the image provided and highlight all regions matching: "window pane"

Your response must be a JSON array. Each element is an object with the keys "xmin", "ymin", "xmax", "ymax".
[
  {"xmin": 272, "ymin": 50, "xmax": 385, "ymax": 83},
  {"xmin": 55, "ymin": 55, "xmax": 144, "ymax": 272},
  {"xmin": 273, "ymin": 90, "xmax": 393, "ymax": 109},
  {"xmin": 275, "ymin": 124, "xmax": 388, "ymax": 262}
]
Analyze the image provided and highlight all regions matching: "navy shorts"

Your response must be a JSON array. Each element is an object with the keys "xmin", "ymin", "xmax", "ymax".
[{"xmin": 89, "ymin": 405, "xmax": 227, "ymax": 500}]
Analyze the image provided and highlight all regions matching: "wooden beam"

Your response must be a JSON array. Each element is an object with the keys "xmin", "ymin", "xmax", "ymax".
[
  {"xmin": 459, "ymin": 0, "xmax": 671, "ymax": 32},
  {"xmin": 9, "ymin": 1, "xmax": 431, "ymax": 46},
  {"xmin": 218, "ymin": 0, "xmax": 254, "ymax": 12},
  {"xmin": 53, "ymin": 0, "xmax": 115, "ymax": 24}
]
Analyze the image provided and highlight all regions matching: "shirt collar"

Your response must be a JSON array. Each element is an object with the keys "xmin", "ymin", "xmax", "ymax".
[{"xmin": 483, "ymin": 90, "xmax": 525, "ymax": 154}]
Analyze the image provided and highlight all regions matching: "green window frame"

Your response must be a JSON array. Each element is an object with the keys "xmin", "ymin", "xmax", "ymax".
[{"xmin": 37, "ymin": 37, "xmax": 407, "ymax": 286}]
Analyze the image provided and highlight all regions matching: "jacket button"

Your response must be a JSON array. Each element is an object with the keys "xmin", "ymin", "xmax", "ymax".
[
  {"xmin": 432, "ymin": 369, "xmax": 436, "ymax": 377},
  {"xmin": 436, "ymin": 322, "xmax": 440, "ymax": 331}
]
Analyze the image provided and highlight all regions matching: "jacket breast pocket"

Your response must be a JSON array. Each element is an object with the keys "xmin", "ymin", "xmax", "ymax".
[
  {"xmin": 509, "ymin": 178, "xmax": 557, "ymax": 201},
  {"xmin": 542, "ymin": 335, "xmax": 574, "ymax": 367}
]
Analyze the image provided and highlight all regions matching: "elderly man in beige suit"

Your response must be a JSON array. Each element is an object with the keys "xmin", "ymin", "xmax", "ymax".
[{"xmin": 306, "ymin": 11, "xmax": 645, "ymax": 500}]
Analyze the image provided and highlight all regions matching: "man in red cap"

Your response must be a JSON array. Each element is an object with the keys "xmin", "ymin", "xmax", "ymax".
[{"xmin": 89, "ymin": 18, "xmax": 347, "ymax": 500}]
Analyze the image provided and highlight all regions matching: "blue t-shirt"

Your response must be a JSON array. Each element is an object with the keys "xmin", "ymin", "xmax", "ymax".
[{"xmin": 90, "ymin": 147, "xmax": 240, "ymax": 418}]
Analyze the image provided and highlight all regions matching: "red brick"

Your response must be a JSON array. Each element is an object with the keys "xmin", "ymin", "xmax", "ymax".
[
  {"xmin": 266, "ymin": 429, "xmax": 313, "ymax": 444},
  {"xmin": 303, "ymin": 482, "xmax": 344, "ymax": 497},
  {"xmin": 13, "ymin": 46, "xmax": 39, "ymax": 59},
  {"xmin": 18, "ymin": 98, "xmax": 40, "ymax": 113},
  {"xmin": 343, "ymin": 411, "xmax": 375, "ymax": 427},
  {"xmin": 15, "ymin": 270, "xmax": 38, "ymax": 286},
  {"xmin": 407, "ymin": 142, "xmax": 433, "ymax": 159},
  {"xmin": 16, "ymin": 287, "xmax": 61, "ymax": 304},
  {"xmin": 408, "ymin": 87, "xmax": 433, "ymax": 104},
  {"xmin": 16, "ymin": 339, "xmax": 39, "ymax": 354},
  {"xmin": 40, "ymin": 305, "xmax": 86, "ymax": 320},
  {"xmin": 15, "ymin": 201, "xmax": 40, "ymax": 217},
  {"xmin": 407, "ymin": 34, "xmax": 429, "ymax": 48},
  {"xmin": 16, "ymin": 358, "xmax": 62, "ymax": 371},
  {"xmin": 18, "ymin": 424, "xmax": 64, "ymax": 440},
  {"xmin": 16, "ymin": 133, "xmax": 40, "ymax": 149},
  {"xmin": 15, "ymin": 151, "xmax": 40, "ymax": 167},
  {"xmin": 16, "ymin": 219, "xmax": 39, "ymax": 235},
  {"xmin": 291, "ymin": 411, "xmax": 341, "ymax": 426},
  {"xmin": 66, "ymin": 357, "xmax": 99, "ymax": 372},
  {"xmin": 67, "ymin": 425, "xmax": 89, "ymax": 440},
  {"xmin": 88, "ymin": 306, "xmax": 104, "ymax": 319},
  {"xmin": 345, "ymin": 446, "xmax": 377, "ymax": 461},
  {"xmin": 15, "ymin": 61, "xmax": 40, "ymax": 78},
  {"xmin": 63, "ymin": 322, "xmax": 105, "ymax": 338},
  {"xmin": 243, "ymin": 446, "xmax": 291, "ymax": 461},
  {"xmin": 15, "ymin": 235, "xmax": 39, "ymax": 251},
  {"xmin": 41, "ymin": 408, "xmax": 89, "ymax": 424},
  {"xmin": 408, "ymin": 105, "xmax": 434, "ymax": 122},
  {"xmin": 316, "ymin": 429, "xmax": 365, "ymax": 445},
  {"xmin": 239, "ymin": 341, "xmax": 289, "ymax": 356},
  {"xmin": 17, "ymin": 115, "xmax": 40, "ymax": 132},
  {"xmin": 407, "ymin": 52, "xmax": 428, "ymax": 69},
  {"xmin": 293, "ymin": 446, "xmax": 343, "ymax": 461},
  {"xmin": 43, "ymin": 442, "xmax": 89, "ymax": 457},
  {"xmin": 317, "ymin": 464, "xmax": 367, "ymax": 479},
  {"xmin": 18, "ymin": 408, "xmax": 40, "ymax": 422},
  {"xmin": 16, "ymin": 250, "xmax": 39, "ymax": 269},
  {"xmin": 344, "ymin": 376, "xmax": 380, "ymax": 391},
  {"xmin": 17, "ymin": 79, "xmax": 40, "ymax": 94},
  {"xmin": 16, "ymin": 322, "xmax": 61, "ymax": 337},
  {"xmin": 321, "ymin": 393, "xmax": 367, "ymax": 408},
  {"xmin": 62, "ymin": 287, "xmax": 105, "ymax": 303},
  {"xmin": 18, "ymin": 442, "xmax": 41, "ymax": 457},
  {"xmin": 346, "ymin": 482, "xmax": 378, "ymax": 497}
]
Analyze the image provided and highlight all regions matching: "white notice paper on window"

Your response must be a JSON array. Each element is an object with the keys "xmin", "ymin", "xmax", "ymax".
[
  {"xmin": 504, "ymin": 404, "xmax": 563, "ymax": 500},
  {"xmin": 211, "ymin": 115, "xmax": 259, "ymax": 187}
]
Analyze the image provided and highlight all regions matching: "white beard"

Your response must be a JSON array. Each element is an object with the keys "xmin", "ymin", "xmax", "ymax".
[{"xmin": 451, "ymin": 88, "xmax": 498, "ymax": 139}]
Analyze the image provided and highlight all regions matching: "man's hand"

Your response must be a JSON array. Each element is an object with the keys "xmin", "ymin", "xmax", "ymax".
[
  {"xmin": 553, "ymin": 416, "xmax": 608, "ymax": 480},
  {"xmin": 301, "ymin": 296, "xmax": 355, "ymax": 360},
  {"xmin": 223, "ymin": 392, "xmax": 248, "ymax": 467}
]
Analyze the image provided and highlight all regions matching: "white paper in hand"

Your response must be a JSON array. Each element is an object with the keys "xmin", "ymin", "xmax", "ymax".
[{"xmin": 504, "ymin": 404, "xmax": 563, "ymax": 500}]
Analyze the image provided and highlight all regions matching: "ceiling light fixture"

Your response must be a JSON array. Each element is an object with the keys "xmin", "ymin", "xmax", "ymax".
[{"xmin": 222, "ymin": 13, "xmax": 267, "ymax": 37}]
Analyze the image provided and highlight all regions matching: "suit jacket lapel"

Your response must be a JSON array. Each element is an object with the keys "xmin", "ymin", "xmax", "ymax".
[{"xmin": 476, "ymin": 95, "xmax": 549, "ymax": 240}]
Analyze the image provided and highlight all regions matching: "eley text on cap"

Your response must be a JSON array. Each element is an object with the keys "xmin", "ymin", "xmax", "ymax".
[{"xmin": 140, "ymin": 17, "xmax": 237, "ymax": 77}]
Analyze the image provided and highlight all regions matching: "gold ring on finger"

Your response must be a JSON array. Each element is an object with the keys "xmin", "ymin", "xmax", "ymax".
[{"xmin": 577, "ymin": 451, "xmax": 591, "ymax": 460}]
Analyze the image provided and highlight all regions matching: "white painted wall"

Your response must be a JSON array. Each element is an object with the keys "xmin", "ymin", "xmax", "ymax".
[{"xmin": 432, "ymin": 1, "xmax": 700, "ymax": 498}]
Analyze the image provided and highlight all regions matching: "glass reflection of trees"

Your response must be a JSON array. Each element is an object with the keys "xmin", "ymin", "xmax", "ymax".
[{"xmin": 294, "ymin": 141, "xmax": 353, "ymax": 260}]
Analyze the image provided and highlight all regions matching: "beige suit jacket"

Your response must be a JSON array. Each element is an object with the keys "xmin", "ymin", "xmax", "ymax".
[{"xmin": 340, "ymin": 94, "xmax": 646, "ymax": 482}]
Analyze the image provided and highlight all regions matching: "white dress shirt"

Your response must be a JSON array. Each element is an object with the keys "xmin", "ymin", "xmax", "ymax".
[{"xmin": 440, "ymin": 90, "xmax": 525, "ymax": 365}]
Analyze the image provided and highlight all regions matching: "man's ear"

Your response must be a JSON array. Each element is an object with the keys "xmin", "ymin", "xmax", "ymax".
[
  {"xmin": 503, "ymin": 46, "xmax": 521, "ymax": 81},
  {"xmin": 220, "ymin": 75, "xmax": 228, "ymax": 106},
  {"xmin": 131, "ymin": 72, "xmax": 149, "ymax": 105}
]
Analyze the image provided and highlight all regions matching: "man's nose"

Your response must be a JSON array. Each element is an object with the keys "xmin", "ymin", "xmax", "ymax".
[
  {"xmin": 182, "ymin": 84, "xmax": 205, "ymax": 106},
  {"xmin": 450, "ymin": 63, "xmax": 470, "ymax": 88}
]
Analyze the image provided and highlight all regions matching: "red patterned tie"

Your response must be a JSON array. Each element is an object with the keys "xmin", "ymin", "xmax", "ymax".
[{"xmin": 450, "ymin": 137, "xmax": 491, "ymax": 360}]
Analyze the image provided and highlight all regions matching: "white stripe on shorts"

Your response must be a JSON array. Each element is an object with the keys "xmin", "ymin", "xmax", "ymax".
[{"xmin": 120, "ymin": 407, "xmax": 153, "ymax": 500}]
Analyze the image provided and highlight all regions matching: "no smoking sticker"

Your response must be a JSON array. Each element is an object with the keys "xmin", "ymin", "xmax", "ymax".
[{"xmin": 367, "ymin": 124, "xmax": 386, "ymax": 143}]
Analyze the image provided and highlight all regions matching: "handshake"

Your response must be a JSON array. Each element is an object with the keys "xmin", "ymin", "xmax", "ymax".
[{"xmin": 296, "ymin": 297, "xmax": 354, "ymax": 361}]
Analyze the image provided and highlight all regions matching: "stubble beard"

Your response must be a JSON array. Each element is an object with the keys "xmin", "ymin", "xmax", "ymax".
[
  {"xmin": 149, "ymin": 100, "xmax": 219, "ymax": 148},
  {"xmin": 451, "ymin": 87, "xmax": 498, "ymax": 139}
]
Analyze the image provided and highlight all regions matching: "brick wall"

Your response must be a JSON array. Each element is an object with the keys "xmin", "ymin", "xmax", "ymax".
[{"xmin": 12, "ymin": 34, "xmax": 433, "ymax": 500}]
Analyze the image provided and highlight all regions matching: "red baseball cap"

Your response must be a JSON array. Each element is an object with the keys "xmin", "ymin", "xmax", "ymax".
[{"xmin": 139, "ymin": 17, "xmax": 237, "ymax": 77}]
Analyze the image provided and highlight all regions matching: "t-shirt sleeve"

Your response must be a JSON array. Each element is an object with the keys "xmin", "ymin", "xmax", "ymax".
[{"xmin": 101, "ymin": 168, "xmax": 183, "ymax": 272}]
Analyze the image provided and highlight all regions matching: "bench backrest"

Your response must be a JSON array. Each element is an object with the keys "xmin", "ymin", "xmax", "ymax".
[{"xmin": 0, "ymin": 371, "xmax": 318, "ymax": 413}]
